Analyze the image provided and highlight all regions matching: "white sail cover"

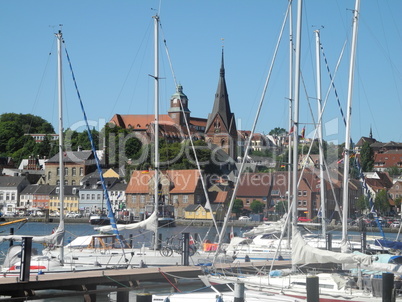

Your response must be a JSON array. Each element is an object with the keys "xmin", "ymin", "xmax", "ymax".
[
  {"xmin": 291, "ymin": 228, "xmax": 372, "ymax": 266},
  {"xmin": 95, "ymin": 211, "xmax": 158, "ymax": 233},
  {"xmin": 243, "ymin": 214, "xmax": 287, "ymax": 237},
  {"xmin": 0, "ymin": 220, "xmax": 65, "ymax": 246}
]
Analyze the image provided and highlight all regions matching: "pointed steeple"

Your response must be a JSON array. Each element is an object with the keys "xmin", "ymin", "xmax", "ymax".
[
  {"xmin": 369, "ymin": 125, "xmax": 373, "ymax": 139},
  {"xmin": 205, "ymin": 49, "xmax": 237, "ymax": 159},
  {"xmin": 205, "ymin": 48, "xmax": 236, "ymax": 134}
]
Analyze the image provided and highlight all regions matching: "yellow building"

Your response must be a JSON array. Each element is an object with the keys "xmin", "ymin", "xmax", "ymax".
[{"xmin": 49, "ymin": 186, "xmax": 80, "ymax": 213}]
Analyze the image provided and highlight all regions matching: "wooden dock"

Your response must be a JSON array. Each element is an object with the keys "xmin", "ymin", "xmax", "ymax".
[{"xmin": 0, "ymin": 260, "xmax": 291, "ymax": 301}]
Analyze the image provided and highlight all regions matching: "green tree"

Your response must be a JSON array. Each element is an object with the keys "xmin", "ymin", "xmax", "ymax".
[
  {"xmin": 250, "ymin": 200, "xmax": 265, "ymax": 214},
  {"xmin": 355, "ymin": 195, "xmax": 369, "ymax": 213},
  {"xmin": 275, "ymin": 200, "xmax": 288, "ymax": 215},
  {"xmin": 374, "ymin": 189, "xmax": 389, "ymax": 215},
  {"xmin": 269, "ymin": 127, "xmax": 287, "ymax": 137},
  {"xmin": 387, "ymin": 166, "xmax": 401, "ymax": 177},
  {"xmin": 360, "ymin": 141, "xmax": 374, "ymax": 172},
  {"xmin": 232, "ymin": 199, "xmax": 244, "ymax": 217}
]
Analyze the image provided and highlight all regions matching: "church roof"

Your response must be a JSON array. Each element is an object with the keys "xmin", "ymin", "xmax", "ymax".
[{"xmin": 205, "ymin": 49, "xmax": 236, "ymax": 134}]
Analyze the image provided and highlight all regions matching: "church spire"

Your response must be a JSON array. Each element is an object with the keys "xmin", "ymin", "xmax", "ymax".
[
  {"xmin": 205, "ymin": 48, "xmax": 235, "ymax": 133},
  {"xmin": 205, "ymin": 48, "xmax": 237, "ymax": 159},
  {"xmin": 369, "ymin": 125, "xmax": 373, "ymax": 139}
]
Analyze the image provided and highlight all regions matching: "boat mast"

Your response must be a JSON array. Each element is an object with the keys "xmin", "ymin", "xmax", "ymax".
[
  {"xmin": 286, "ymin": 0, "xmax": 293, "ymax": 249},
  {"xmin": 341, "ymin": 0, "xmax": 360, "ymax": 253},
  {"xmin": 153, "ymin": 14, "xmax": 160, "ymax": 250},
  {"xmin": 315, "ymin": 30, "xmax": 326, "ymax": 237},
  {"xmin": 56, "ymin": 30, "xmax": 65, "ymax": 264},
  {"xmin": 291, "ymin": 0, "xmax": 302, "ymax": 231}
]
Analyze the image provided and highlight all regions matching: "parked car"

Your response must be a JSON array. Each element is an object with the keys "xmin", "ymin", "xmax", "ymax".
[
  {"xmin": 391, "ymin": 221, "xmax": 401, "ymax": 228},
  {"xmin": 238, "ymin": 216, "xmax": 251, "ymax": 221},
  {"xmin": 66, "ymin": 212, "xmax": 81, "ymax": 218}
]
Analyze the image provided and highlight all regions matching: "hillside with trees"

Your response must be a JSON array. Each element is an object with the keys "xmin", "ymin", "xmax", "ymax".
[{"xmin": 0, "ymin": 113, "xmax": 56, "ymax": 162}]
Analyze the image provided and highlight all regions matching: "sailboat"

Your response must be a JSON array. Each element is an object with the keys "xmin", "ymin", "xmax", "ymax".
[{"xmin": 0, "ymin": 30, "xmax": 103, "ymax": 276}]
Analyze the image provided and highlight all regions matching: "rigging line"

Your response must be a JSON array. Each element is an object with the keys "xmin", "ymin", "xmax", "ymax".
[
  {"xmin": 213, "ymin": 0, "xmax": 292, "ymax": 266},
  {"xmin": 63, "ymin": 46, "xmax": 127, "ymax": 258},
  {"xmin": 320, "ymin": 41, "xmax": 347, "ymax": 127},
  {"xmin": 159, "ymin": 268, "xmax": 182, "ymax": 292},
  {"xmin": 160, "ymin": 22, "xmax": 220, "ymax": 235}
]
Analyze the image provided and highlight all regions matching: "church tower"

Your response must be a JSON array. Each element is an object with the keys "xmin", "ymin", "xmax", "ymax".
[
  {"xmin": 168, "ymin": 84, "xmax": 190, "ymax": 126},
  {"xmin": 205, "ymin": 49, "xmax": 237, "ymax": 159}
]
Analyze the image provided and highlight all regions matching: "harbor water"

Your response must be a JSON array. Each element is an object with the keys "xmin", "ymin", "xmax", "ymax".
[{"xmin": 0, "ymin": 221, "xmax": 399, "ymax": 301}]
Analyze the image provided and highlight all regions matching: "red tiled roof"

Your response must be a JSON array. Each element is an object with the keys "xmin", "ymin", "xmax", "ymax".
[
  {"xmin": 236, "ymin": 173, "xmax": 272, "ymax": 197},
  {"xmin": 126, "ymin": 169, "xmax": 201, "ymax": 194}
]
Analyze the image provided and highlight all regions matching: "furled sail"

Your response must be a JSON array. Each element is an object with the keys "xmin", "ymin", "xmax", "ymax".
[
  {"xmin": 95, "ymin": 211, "xmax": 158, "ymax": 233},
  {"xmin": 291, "ymin": 228, "xmax": 372, "ymax": 266},
  {"xmin": 0, "ymin": 220, "xmax": 64, "ymax": 247}
]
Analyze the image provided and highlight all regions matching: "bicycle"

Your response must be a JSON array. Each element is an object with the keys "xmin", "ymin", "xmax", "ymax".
[{"xmin": 160, "ymin": 236, "xmax": 196, "ymax": 257}]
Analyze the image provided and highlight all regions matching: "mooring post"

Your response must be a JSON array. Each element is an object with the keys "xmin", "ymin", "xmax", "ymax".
[
  {"xmin": 19, "ymin": 236, "xmax": 32, "ymax": 282},
  {"xmin": 382, "ymin": 272, "xmax": 395, "ymax": 302},
  {"xmin": 116, "ymin": 290, "xmax": 129, "ymax": 302},
  {"xmin": 158, "ymin": 233, "xmax": 162, "ymax": 250},
  {"xmin": 306, "ymin": 275, "xmax": 319, "ymax": 302},
  {"xmin": 360, "ymin": 231, "xmax": 367, "ymax": 253},
  {"xmin": 137, "ymin": 293, "xmax": 152, "ymax": 302},
  {"xmin": 181, "ymin": 232, "xmax": 190, "ymax": 266},
  {"xmin": 234, "ymin": 282, "xmax": 245, "ymax": 302},
  {"xmin": 325, "ymin": 233, "xmax": 332, "ymax": 251},
  {"xmin": 9, "ymin": 227, "xmax": 14, "ymax": 247}
]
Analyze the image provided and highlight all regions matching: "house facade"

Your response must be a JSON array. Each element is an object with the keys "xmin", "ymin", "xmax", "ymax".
[
  {"xmin": 45, "ymin": 150, "xmax": 98, "ymax": 186},
  {"xmin": 0, "ymin": 176, "xmax": 30, "ymax": 214},
  {"xmin": 126, "ymin": 169, "xmax": 205, "ymax": 219}
]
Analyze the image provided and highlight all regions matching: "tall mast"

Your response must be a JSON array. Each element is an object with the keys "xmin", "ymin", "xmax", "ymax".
[
  {"xmin": 153, "ymin": 14, "xmax": 160, "ymax": 250},
  {"xmin": 56, "ymin": 30, "xmax": 64, "ymax": 264},
  {"xmin": 315, "ymin": 30, "xmax": 326, "ymax": 237},
  {"xmin": 341, "ymin": 0, "xmax": 360, "ymax": 253},
  {"xmin": 286, "ymin": 0, "xmax": 293, "ymax": 249},
  {"xmin": 291, "ymin": 0, "xmax": 302, "ymax": 232}
]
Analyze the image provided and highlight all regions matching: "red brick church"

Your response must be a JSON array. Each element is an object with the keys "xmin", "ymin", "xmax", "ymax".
[{"xmin": 109, "ymin": 50, "xmax": 237, "ymax": 160}]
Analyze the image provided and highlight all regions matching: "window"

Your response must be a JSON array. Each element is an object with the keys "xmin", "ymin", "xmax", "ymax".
[
  {"xmin": 173, "ymin": 195, "xmax": 178, "ymax": 204},
  {"xmin": 303, "ymin": 191, "xmax": 307, "ymax": 196},
  {"xmin": 48, "ymin": 171, "xmax": 51, "ymax": 180},
  {"xmin": 72, "ymin": 167, "xmax": 76, "ymax": 176},
  {"xmin": 81, "ymin": 194, "xmax": 85, "ymax": 200},
  {"xmin": 64, "ymin": 167, "xmax": 68, "ymax": 176},
  {"xmin": 246, "ymin": 199, "xmax": 250, "ymax": 205},
  {"xmin": 91, "ymin": 194, "xmax": 95, "ymax": 200},
  {"xmin": 132, "ymin": 195, "xmax": 137, "ymax": 203},
  {"xmin": 86, "ymin": 194, "xmax": 90, "ymax": 200},
  {"xmin": 57, "ymin": 167, "xmax": 60, "ymax": 176},
  {"xmin": 97, "ymin": 194, "xmax": 101, "ymax": 200},
  {"xmin": 140, "ymin": 195, "xmax": 145, "ymax": 204},
  {"xmin": 183, "ymin": 195, "xmax": 188, "ymax": 203},
  {"xmin": 72, "ymin": 180, "xmax": 76, "ymax": 185},
  {"xmin": 298, "ymin": 191, "xmax": 302, "ymax": 196},
  {"xmin": 79, "ymin": 167, "xmax": 84, "ymax": 176}
]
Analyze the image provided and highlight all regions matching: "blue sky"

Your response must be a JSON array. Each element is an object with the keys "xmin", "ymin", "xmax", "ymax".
[{"xmin": 1, "ymin": 0, "xmax": 401, "ymax": 146}]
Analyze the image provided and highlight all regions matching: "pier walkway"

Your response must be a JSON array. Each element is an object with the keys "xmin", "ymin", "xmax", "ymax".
[{"xmin": 0, "ymin": 260, "xmax": 291, "ymax": 301}]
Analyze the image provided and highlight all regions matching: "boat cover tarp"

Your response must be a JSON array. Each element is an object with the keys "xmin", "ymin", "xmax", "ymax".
[
  {"xmin": 95, "ymin": 210, "xmax": 158, "ymax": 233},
  {"xmin": 291, "ymin": 227, "xmax": 372, "ymax": 266},
  {"xmin": 374, "ymin": 239, "xmax": 402, "ymax": 250},
  {"xmin": 0, "ymin": 220, "xmax": 64, "ymax": 246}
]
